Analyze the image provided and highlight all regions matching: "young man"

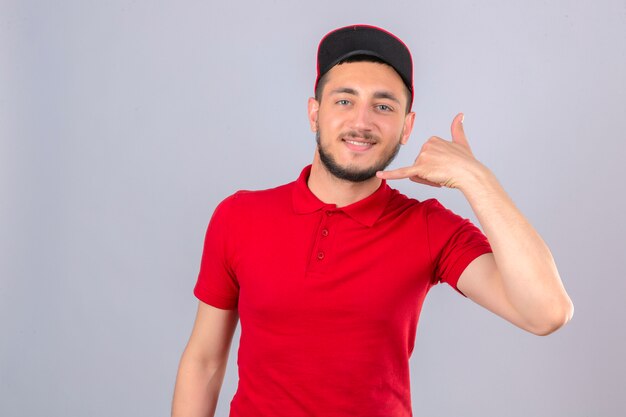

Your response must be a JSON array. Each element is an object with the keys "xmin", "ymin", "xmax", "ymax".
[{"xmin": 171, "ymin": 25, "xmax": 573, "ymax": 417}]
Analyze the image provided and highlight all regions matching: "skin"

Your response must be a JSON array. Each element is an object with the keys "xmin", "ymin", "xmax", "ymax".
[
  {"xmin": 171, "ymin": 59, "xmax": 574, "ymax": 417},
  {"xmin": 377, "ymin": 112, "xmax": 574, "ymax": 335},
  {"xmin": 307, "ymin": 61, "xmax": 573, "ymax": 335},
  {"xmin": 172, "ymin": 303, "xmax": 239, "ymax": 417},
  {"xmin": 307, "ymin": 61, "xmax": 416, "ymax": 207}
]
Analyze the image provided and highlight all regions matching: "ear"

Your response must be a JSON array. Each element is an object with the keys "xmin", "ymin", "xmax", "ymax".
[
  {"xmin": 307, "ymin": 97, "xmax": 319, "ymax": 132},
  {"xmin": 400, "ymin": 111, "xmax": 416, "ymax": 145}
]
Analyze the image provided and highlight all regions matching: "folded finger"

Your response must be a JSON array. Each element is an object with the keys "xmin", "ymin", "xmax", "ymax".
[{"xmin": 376, "ymin": 166, "xmax": 417, "ymax": 180}]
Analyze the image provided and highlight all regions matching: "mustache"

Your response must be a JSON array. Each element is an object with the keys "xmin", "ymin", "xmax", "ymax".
[{"xmin": 342, "ymin": 130, "xmax": 379, "ymax": 142}]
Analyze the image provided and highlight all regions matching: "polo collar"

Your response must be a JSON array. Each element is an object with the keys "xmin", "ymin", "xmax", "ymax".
[{"xmin": 292, "ymin": 165, "xmax": 392, "ymax": 227}]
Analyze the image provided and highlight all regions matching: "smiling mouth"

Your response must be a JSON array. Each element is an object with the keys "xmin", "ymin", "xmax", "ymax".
[{"xmin": 342, "ymin": 138, "xmax": 375, "ymax": 148}]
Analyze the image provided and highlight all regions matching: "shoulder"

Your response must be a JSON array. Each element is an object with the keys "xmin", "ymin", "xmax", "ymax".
[
  {"xmin": 384, "ymin": 187, "xmax": 447, "ymax": 217},
  {"xmin": 231, "ymin": 181, "xmax": 293, "ymax": 206},
  {"xmin": 214, "ymin": 180, "xmax": 295, "ymax": 217},
  {"xmin": 382, "ymin": 188, "xmax": 468, "ymax": 233}
]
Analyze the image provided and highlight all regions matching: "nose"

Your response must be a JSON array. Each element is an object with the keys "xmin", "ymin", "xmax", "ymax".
[{"xmin": 348, "ymin": 103, "xmax": 373, "ymax": 132}]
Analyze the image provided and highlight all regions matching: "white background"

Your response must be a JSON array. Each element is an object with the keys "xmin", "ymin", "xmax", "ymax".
[{"xmin": 1, "ymin": 1, "xmax": 625, "ymax": 416}]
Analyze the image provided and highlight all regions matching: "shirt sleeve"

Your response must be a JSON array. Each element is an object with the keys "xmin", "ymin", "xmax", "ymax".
[
  {"xmin": 425, "ymin": 199, "xmax": 492, "ymax": 295},
  {"xmin": 193, "ymin": 194, "xmax": 240, "ymax": 310}
]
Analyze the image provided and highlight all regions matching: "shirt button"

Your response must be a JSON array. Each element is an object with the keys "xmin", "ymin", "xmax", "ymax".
[
  {"xmin": 326, "ymin": 210, "xmax": 333, "ymax": 216},
  {"xmin": 321, "ymin": 229, "xmax": 329, "ymax": 237},
  {"xmin": 317, "ymin": 251, "xmax": 325, "ymax": 260}
]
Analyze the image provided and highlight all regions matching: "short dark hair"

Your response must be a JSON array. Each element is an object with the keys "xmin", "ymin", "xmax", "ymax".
[{"xmin": 314, "ymin": 55, "xmax": 412, "ymax": 114}]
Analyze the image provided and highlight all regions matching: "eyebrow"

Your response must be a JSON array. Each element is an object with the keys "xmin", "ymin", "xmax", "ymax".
[
  {"xmin": 373, "ymin": 91, "xmax": 401, "ymax": 104},
  {"xmin": 329, "ymin": 87, "xmax": 401, "ymax": 104},
  {"xmin": 329, "ymin": 87, "xmax": 358, "ymax": 96}
]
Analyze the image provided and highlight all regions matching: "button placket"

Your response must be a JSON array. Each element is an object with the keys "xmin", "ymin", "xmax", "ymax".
[
  {"xmin": 316, "ymin": 224, "xmax": 327, "ymax": 262},
  {"xmin": 316, "ymin": 221, "xmax": 331, "ymax": 261},
  {"xmin": 307, "ymin": 209, "xmax": 338, "ymax": 273},
  {"xmin": 318, "ymin": 210, "xmax": 335, "ymax": 261}
]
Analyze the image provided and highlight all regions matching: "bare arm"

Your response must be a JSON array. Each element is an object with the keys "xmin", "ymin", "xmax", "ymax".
[
  {"xmin": 172, "ymin": 301, "xmax": 239, "ymax": 417},
  {"xmin": 455, "ymin": 170, "xmax": 573, "ymax": 335},
  {"xmin": 378, "ymin": 113, "xmax": 573, "ymax": 335}
]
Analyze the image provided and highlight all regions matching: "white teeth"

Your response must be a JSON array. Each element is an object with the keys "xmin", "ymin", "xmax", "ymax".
[{"xmin": 345, "ymin": 140, "xmax": 372, "ymax": 147}]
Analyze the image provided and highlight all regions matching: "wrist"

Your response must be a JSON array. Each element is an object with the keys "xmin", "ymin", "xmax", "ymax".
[{"xmin": 457, "ymin": 163, "xmax": 500, "ymax": 198}]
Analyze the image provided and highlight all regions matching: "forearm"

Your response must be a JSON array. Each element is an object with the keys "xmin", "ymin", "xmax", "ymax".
[
  {"xmin": 460, "ymin": 166, "xmax": 573, "ymax": 333},
  {"xmin": 376, "ymin": 114, "xmax": 573, "ymax": 333},
  {"xmin": 171, "ymin": 352, "xmax": 227, "ymax": 417}
]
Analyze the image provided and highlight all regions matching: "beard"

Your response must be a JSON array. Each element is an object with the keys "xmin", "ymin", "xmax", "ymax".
[{"xmin": 316, "ymin": 130, "xmax": 401, "ymax": 183}]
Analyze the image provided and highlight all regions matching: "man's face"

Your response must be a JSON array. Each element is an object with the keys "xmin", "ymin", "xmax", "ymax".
[{"xmin": 308, "ymin": 61, "xmax": 415, "ymax": 183}]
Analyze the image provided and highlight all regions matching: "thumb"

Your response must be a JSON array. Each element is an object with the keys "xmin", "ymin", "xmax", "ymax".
[{"xmin": 451, "ymin": 113, "xmax": 471, "ymax": 150}]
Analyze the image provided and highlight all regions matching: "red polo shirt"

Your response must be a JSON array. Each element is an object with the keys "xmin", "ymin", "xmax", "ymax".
[{"xmin": 194, "ymin": 165, "xmax": 491, "ymax": 417}]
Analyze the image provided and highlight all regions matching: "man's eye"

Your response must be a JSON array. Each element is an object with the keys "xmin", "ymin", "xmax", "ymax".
[
  {"xmin": 377, "ymin": 104, "xmax": 392, "ymax": 111},
  {"xmin": 337, "ymin": 99, "xmax": 350, "ymax": 105}
]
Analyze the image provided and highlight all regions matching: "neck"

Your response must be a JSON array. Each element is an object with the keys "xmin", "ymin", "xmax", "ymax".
[{"xmin": 307, "ymin": 153, "xmax": 382, "ymax": 208}]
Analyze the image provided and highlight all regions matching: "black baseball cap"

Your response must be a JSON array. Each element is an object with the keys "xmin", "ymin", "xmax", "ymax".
[{"xmin": 315, "ymin": 24, "xmax": 414, "ymax": 107}]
